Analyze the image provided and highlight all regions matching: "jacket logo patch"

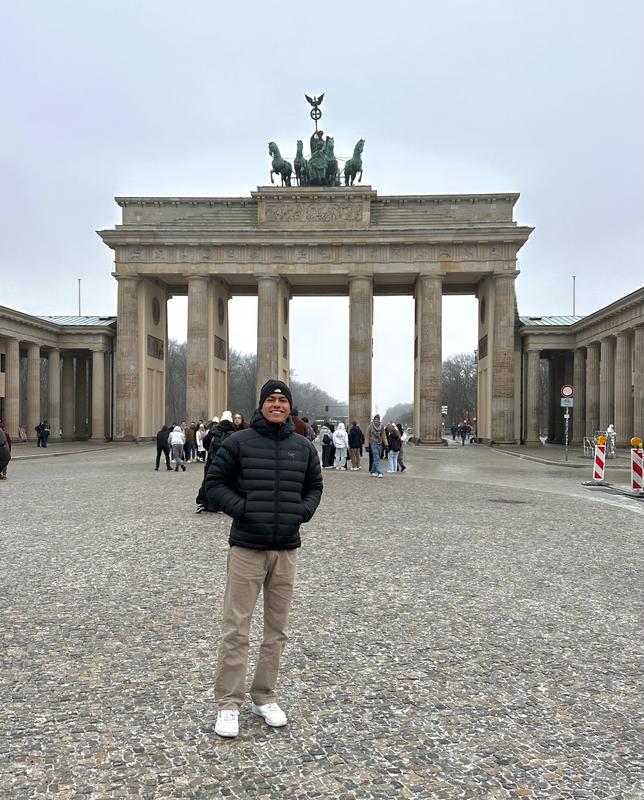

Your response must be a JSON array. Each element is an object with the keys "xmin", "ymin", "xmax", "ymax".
[{"xmin": 287, "ymin": 451, "xmax": 295, "ymax": 458}]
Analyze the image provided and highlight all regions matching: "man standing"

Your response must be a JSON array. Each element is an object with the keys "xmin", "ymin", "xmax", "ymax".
[
  {"xmin": 366, "ymin": 414, "xmax": 387, "ymax": 477},
  {"xmin": 205, "ymin": 379, "xmax": 323, "ymax": 738}
]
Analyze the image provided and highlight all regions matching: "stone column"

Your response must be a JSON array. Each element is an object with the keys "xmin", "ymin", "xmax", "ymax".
[
  {"xmin": 26, "ymin": 342, "xmax": 41, "ymax": 440},
  {"xmin": 348, "ymin": 275, "xmax": 373, "ymax": 431},
  {"xmin": 90, "ymin": 349, "xmax": 106, "ymax": 440},
  {"xmin": 5, "ymin": 338, "xmax": 20, "ymax": 439},
  {"xmin": 599, "ymin": 337, "xmax": 615, "ymax": 429},
  {"xmin": 75, "ymin": 355, "xmax": 88, "ymax": 439},
  {"xmin": 186, "ymin": 276, "xmax": 209, "ymax": 421},
  {"xmin": 491, "ymin": 274, "xmax": 516, "ymax": 443},
  {"xmin": 256, "ymin": 275, "xmax": 281, "ymax": 395},
  {"xmin": 415, "ymin": 274, "xmax": 442, "ymax": 443},
  {"xmin": 572, "ymin": 348, "xmax": 586, "ymax": 444},
  {"xmin": 61, "ymin": 352, "xmax": 75, "ymax": 439},
  {"xmin": 524, "ymin": 349, "xmax": 541, "ymax": 444},
  {"xmin": 614, "ymin": 331, "xmax": 633, "ymax": 446},
  {"xmin": 115, "ymin": 276, "xmax": 140, "ymax": 439},
  {"xmin": 633, "ymin": 326, "xmax": 644, "ymax": 440},
  {"xmin": 48, "ymin": 349, "xmax": 61, "ymax": 440},
  {"xmin": 585, "ymin": 342, "xmax": 600, "ymax": 436}
]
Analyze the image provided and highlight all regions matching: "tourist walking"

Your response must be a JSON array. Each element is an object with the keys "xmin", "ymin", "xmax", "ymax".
[
  {"xmin": 155, "ymin": 424, "xmax": 172, "ymax": 471},
  {"xmin": 348, "ymin": 421, "xmax": 364, "ymax": 470},
  {"xmin": 332, "ymin": 422, "xmax": 349, "ymax": 469},
  {"xmin": 0, "ymin": 422, "xmax": 11, "ymax": 480},
  {"xmin": 319, "ymin": 424, "xmax": 332, "ymax": 468},
  {"xmin": 169, "ymin": 425, "xmax": 186, "ymax": 471},
  {"xmin": 185, "ymin": 422, "xmax": 197, "ymax": 462},
  {"xmin": 367, "ymin": 414, "xmax": 387, "ymax": 477},
  {"xmin": 205, "ymin": 379, "xmax": 323, "ymax": 739},
  {"xmin": 36, "ymin": 420, "xmax": 50, "ymax": 447},
  {"xmin": 386, "ymin": 423, "xmax": 402, "ymax": 473},
  {"xmin": 396, "ymin": 423, "xmax": 407, "ymax": 472}
]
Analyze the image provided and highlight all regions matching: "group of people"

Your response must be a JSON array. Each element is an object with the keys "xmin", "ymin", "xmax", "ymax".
[
  {"xmin": 35, "ymin": 420, "xmax": 51, "ymax": 447},
  {"xmin": 318, "ymin": 415, "xmax": 407, "ymax": 476},
  {"xmin": 155, "ymin": 413, "xmax": 249, "ymax": 472},
  {"xmin": 451, "ymin": 422, "xmax": 474, "ymax": 445}
]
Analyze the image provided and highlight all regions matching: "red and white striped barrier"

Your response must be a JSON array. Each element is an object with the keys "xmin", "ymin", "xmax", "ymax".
[
  {"xmin": 631, "ymin": 448, "xmax": 643, "ymax": 493},
  {"xmin": 593, "ymin": 445, "xmax": 606, "ymax": 482}
]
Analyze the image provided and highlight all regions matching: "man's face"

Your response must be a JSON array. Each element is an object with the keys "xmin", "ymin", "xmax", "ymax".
[{"xmin": 261, "ymin": 393, "xmax": 290, "ymax": 424}]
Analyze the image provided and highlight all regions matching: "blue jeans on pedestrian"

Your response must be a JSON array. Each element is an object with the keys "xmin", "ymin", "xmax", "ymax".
[{"xmin": 370, "ymin": 444, "xmax": 383, "ymax": 475}]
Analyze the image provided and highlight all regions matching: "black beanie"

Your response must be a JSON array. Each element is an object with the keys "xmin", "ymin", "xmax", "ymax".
[{"xmin": 258, "ymin": 379, "xmax": 293, "ymax": 410}]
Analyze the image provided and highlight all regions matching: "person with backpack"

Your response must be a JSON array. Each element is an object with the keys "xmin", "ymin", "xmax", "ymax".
[
  {"xmin": 347, "ymin": 421, "xmax": 365, "ymax": 470},
  {"xmin": 386, "ymin": 423, "xmax": 402, "ymax": 473},
  {"xmin": 196, "ymin": 411, "xmax": 236, "ymax": 513}
]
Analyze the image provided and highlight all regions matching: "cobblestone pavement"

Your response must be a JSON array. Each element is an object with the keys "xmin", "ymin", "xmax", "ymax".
[{"xmin": 1, "ymin": 444, "xmax": 642, "ymax": 799}]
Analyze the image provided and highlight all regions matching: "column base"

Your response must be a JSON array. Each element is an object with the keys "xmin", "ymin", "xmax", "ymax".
[{"xmin": 415, "ymin": 438, "xmax": 448, "ymax": 447}]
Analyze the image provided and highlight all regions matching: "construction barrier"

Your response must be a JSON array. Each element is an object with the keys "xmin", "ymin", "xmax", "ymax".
[
  {"xmin": 631, "ymin": 437, "xmax": 643, "ymax": 494},
  {"xmin": 591, "ymin": 434, "xmax": 607, "ymax": 483}
]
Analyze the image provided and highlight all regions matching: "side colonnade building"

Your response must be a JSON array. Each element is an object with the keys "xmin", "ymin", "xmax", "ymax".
[
  {"xmin": 97, "ymin": 186, "xmax": 533, "ymax": 444},
  {"xmin": 520, "ymin": 287, "xmax": 644, "ymax": 446},
  {"xmin": 0, "ymin": 307, "xmax": 115, "ymax": 441}
]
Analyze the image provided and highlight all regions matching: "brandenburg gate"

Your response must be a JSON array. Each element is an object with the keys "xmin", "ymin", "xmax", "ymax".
[{"xmin": 98, "ymin": 187, "xmax": 533, "ymax": 443}]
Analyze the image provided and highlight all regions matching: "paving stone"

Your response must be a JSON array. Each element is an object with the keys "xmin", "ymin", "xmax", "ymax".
[{"xmin": 1, "ymin": 444, "xmax": 642, "ymax": 798}]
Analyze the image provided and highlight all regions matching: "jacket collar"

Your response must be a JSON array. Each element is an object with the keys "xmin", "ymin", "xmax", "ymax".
[{"xmin": 250, "ymin": 409, "xmax": 295, "ymax": 440}]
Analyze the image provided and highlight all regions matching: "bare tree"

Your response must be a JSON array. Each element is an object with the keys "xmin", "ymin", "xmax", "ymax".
[
  {"xmin": 382, "ymin": 402, "xmax": 413, "ymax": 427},
  {"xmin": 165, "ymin": 339, "xmax": 186, "ymax": 423},
  {"xmin": 228, "ymin": 349, "xmax": 257, "ymax": 418},
  {"xmin": 441, "ymin": 352, "xmax": 477, "ymax": 426}
]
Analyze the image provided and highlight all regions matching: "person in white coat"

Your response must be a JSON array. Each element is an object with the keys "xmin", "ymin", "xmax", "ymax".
[
  {"xmin": 169, "ymin": 425, "xmax": 186, "ymax": 472},
  {"xmin": 332, "ymin": 422, "xmax": 349, "ymax": 470}
]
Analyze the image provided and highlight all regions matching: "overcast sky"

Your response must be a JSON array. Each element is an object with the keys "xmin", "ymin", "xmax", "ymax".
[{"xmin": 2, "ymin": 1, "xmax": 643, "ymax": 414}]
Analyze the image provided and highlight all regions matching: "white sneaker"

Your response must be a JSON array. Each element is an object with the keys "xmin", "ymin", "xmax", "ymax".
[
  {"xmin": 251, "ymin": 702, "xmax": 288, "ymax": 727},
  {"xmin": 215, "ymin": 709, "xmax": 239, "ymax": 737},
  {"xmin": 377, "ymin": 473, "xmax": 384, "ymax": 478}
]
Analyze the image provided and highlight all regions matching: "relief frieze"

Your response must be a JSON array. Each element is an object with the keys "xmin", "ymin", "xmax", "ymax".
[{"xmin": 264, "ymin": 201, "xmax": 362, "ymax": 224}]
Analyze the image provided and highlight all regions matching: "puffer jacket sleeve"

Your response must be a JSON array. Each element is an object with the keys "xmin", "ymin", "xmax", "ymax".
[
  {"xmin": 204, "ymin": 436, "xmax": 246, "ymax": 520},
  {"xmin": 301, "ymin": 441, "xmax": 323, "ymax": 522}
]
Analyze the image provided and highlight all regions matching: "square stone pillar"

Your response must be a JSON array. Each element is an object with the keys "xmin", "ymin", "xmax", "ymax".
[
  {"xmin": 414, "ymin": 274, "xmax": 443, "ymax": 444},
  {"xmin": 599, "ymin": 337, "xmax": 615, "ymax": 430},
  {"xmin": 115, "ymin": 276, "xmax": 140, "ymax": 440},
  {"xmin": 348, "ymin": 275, "xmax": 373, "ymax": 432},
  {"xmin": 48, "ymin": 349, "xmax": 61, "ymax": 440},
  {"xmin": 256, "ymin": 275, "xmax": 290, "ymax": 396},
  {"xmin": 61, "ymin": 352, "xmax": 75, "ymax": 439},
  {"xmin": 90, "ymin": 348, "xmax": 106, "ymax": 440},
  {"xmin": 187, "ymin": 275, "xmax": 209, "ymax": 422},
  {"xmin": 614, "ymin": 331, "xmax": 633, "ymax": 445},
  {"xmin": 585, "ymin": 342, "xmax": 600, "ymax": 435},
  {"xmin": 572, "ymin": 347, "xmax": 586, "ymax": 444},
  {"xmin": 633, "ymin": 326, "xmax": 644, "ymax": 440},
  {"xmin": 5, "ymin": 338, "xmax": 20, "ymax": 440},
  {"xmin": 26, "ymin": 342, "xmax": 41, "ymax": 441},
  {"xmin": 491, "ymin": 274, "xmax": 517, "ymax": 444},
  {"xmin": 75, "ymin": 355, "xmax": 88, "ymax": 439},
  {"xmin": 524, "ymin": 349, "xmax": 541, "ymax": 444}
]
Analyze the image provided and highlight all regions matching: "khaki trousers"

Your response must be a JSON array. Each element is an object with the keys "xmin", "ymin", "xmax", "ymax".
[
  {"xmin": 215, "ymin": 546, "xmax": 298, "ymax": 709},
  {"xmin": 349, "ymin": 447, "xmax": 361, "ymax": 468}
]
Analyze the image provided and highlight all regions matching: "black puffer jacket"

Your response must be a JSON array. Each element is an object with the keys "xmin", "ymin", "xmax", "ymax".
[{"xmin": 205, "ymin": 410, "xmax": 323, "ymax": 550}]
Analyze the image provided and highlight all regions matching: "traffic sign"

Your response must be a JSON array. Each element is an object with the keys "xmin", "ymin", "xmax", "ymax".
[
  {"xmin": 561, "ymin": 384, "xmax": 574, "ymax": 398},
  {"xmin": 561, "ymin": 397, "xmax": 574, "ymax": 407}
]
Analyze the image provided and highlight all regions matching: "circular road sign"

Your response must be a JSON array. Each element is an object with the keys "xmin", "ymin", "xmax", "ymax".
[{"xmin": 561, "ymin": 384, "xmax": 574, "ymax": 398}]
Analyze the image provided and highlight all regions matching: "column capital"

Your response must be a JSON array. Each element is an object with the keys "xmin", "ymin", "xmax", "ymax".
[
  {"xmin": 185, "ymin": 273, "xmax": 210, "ymax": 282},
  {"xmin": 347, "ymin": 271, "xmax": 374, "ymax": 282},
  {"xmin": 256, "ymin": 273, "xmax": 281, "ymax": 282},
  {"xmin": 112, "ymin": 273, "xmax": 140, "ymax": 284}
]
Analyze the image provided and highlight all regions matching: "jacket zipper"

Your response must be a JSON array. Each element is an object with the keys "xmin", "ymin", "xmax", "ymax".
[{"xmin": 273, "ymin": 434, "xmax": 279, "ymax": 547}]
